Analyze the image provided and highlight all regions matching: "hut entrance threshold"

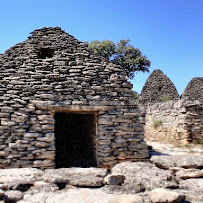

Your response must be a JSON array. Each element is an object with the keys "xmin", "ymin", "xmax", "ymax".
[{"xmin": 54, "ymin": 113, "xmax": 97, "ymax": 168}]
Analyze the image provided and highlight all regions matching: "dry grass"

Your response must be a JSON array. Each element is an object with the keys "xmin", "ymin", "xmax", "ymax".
[{"xmin": 152, "ymin": 120, "xmax": 163, "ymax": 129}]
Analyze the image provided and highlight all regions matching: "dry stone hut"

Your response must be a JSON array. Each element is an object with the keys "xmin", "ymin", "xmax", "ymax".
[
  {"xmin": 180, "ymin": 77, "xmax": 203, "ymax": 143},
  {"xmin": 181, "ymin": 77, "xmax": 203, "ymax": 102},
  {"xmin": 0, "ymin": 27, "xmax": 148, "ymax": 169},
  {"xmin": 139, "ymin": 69, "xmax": 179, "ymax": 104},
  {"xmin": 142, "ymin": 73, "xmax": 203, "ymax": 144}
]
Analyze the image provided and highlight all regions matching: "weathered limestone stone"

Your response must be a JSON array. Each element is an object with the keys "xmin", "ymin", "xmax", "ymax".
[
  {"xmin": 34, "ymin": 151, "xmax": 54, "ymax": 160},
  {"xmin": 24, "ymin": 133, "xmax": 42, "ymax": 138},
  {"xmin": 33, "ymin": 160, "xmax": 53, "ymax": 168},
  {"xmin": 151, "ymin": 155, "xmax": 203, "ymax": 169},
  {"xmin": 0, "ymin": 151, "xmax": 7, "ymax": 156},
  {"xmin": 175, "ymin": 169, "xmax": 203, "ymax": 179},
  {"xmin": 104, "ymin": 175, "xmax": 125, "ymax": 186},
  {"xmin": 35, "ymin": 142, "xmax": 50, "ymax": 148},
  {"xmin": 19, "ymin": 189, "xmax": 117, "ymax": 203},
  {"xmin": 104, "ymin": 162, "xmax": 177, "ymax": 194},
  {"xmin": 0, "ymin": 168, "xmax": 44, "ymax": 191},
  {"xmin": 109, "ymin": 194, "xmax": 143, "ymax": 203},
  {"xmin": 177, "ymin": 189, "xmax": 203, "ymax": 203},
  {"xmin": 24, "ymin": 181, "xmax": 59, "ymax": 197},
  {"xmin": 43, "ymin": 168, "xmax": 107, "ymax": 187},
  {"xmin": 4, "ymin": 190, "xmax": 24, "ymax": 202},
  {"xmin": 179, "ymin": 178, "xmax": 203, "ymax": 193},
  {"xmin": 149, "ymin": 188, "xmax": 185, "ymax": 203}
]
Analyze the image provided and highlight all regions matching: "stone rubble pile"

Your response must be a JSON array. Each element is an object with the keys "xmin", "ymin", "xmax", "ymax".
[{"xmin": 0, "ymin": 154, "xmax": 202, "ymax": 203}]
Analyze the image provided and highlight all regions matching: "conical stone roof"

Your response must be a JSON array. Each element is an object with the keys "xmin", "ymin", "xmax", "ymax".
[
  {"xmin": 0, "ymin": 27, "xmax": 135, "ymax": 106},
  {"xmin": 181, "ymin": 77, "xmax": 203, "ymax": 102},
  {"xmin": 139, "ymin": 69, "xmax": 179, "ymax": 104}
]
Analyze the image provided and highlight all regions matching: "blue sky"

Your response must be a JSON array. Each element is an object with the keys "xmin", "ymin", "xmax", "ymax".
[{"xmin": 0, "ymin": 0, "xmax": 202, "ymax": 94}]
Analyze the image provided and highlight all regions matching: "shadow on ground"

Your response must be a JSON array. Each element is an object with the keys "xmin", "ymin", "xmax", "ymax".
[{"xmin": 148, "ymin": 145, "xmax": 169, "ymax": 157}]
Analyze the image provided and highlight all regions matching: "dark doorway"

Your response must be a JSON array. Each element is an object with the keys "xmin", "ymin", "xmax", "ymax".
[{"xmin": 54, "ymin": 113, "xmax": 97, "ymax": 168}]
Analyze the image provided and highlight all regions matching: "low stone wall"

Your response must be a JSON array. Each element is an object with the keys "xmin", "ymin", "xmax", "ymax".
[
  {"xmin": 97, "ymin": 105, "xmax": 148, "ymax": 167},
  {"xmin": 143, "ymin": 100, "xmax": 203, "ymax": 144},
  {"xmin": 185, "ymin": 104, "xmax": 203, "ymax": 143}
]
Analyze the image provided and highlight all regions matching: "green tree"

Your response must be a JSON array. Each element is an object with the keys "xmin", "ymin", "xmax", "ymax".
[
  {"xmin": 88, "ymin": 39, "xmax": 150, "ymax": 79},
  {"xmin": 133, "ymin": 91, "xmax": 140, "ymax": 104}
]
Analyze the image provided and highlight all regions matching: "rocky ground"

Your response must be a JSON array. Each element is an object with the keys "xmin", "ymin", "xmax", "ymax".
[
  {"xmin": 146, "ymin": 140, "xmax": 203, "ymax": 156},
  {"xmin": 0, "ymin": 142, "xmax": 203, "ymax": 203}
]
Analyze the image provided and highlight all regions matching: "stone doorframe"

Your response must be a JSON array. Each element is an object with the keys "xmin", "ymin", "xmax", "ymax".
[{"xmin": 30, "ymin": 100, "xmax": 115, "ymax": 168}]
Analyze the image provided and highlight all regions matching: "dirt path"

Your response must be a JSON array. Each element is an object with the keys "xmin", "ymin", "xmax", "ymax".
[{"xmin": 146, "ymin": 139, "xmax": 203, "ymax": 156}]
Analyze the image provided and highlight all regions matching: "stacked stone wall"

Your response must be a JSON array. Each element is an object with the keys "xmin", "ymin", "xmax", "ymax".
[
  {"xmin": 0, "ymin": 102, "xmax": 148, "ymax": 169},
  {"xmin": 185, "ymin": 104, "xmax": 203, "ymax": 143},
  {"xmin": 143, "ymin": 100, "xmax": 203, "ymax": 144},
  {"xmin": 97, "ymin": 105, "xmax": 147, "ymax": 168},
  {"xmin": 0, "ymin": 103, "xmax": 55, "ymax": 169}
]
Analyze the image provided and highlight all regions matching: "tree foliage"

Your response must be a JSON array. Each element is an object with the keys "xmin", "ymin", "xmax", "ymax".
[
  {"xmin": 89, "ymin": 39, "xmax": 151, "ymax": 79},
  {"xmin": 133, "ymin": 91, "xmax": 140, "ymax": 104}
]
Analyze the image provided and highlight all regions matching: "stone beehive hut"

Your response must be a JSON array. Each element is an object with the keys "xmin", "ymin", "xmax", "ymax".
[
  {"xmin": 142, "ymin": 73, "xmax": 203, "ymax": 144},
  {"xmin": 180, "ymin": 77, "xmax": 203, "ymax": 143},
  {"xmin": 139, "ymin": 69, "xmax": 179, "ymax": 104},
  {"xmin": 0, "ymin": 27, "xmax": 148, "ymax": 169},
  {"xmin": 181, "ymin": 77, "xmax": 203, "ymax": 102}
]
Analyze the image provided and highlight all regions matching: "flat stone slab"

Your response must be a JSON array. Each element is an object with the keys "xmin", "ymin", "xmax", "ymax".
[
  {"xmin": 149, "ymin": 188, "xmax": 185, "ymax": 203},
  {"xmin": 24, "ymin": 181, "xmax": 59, "ymax": 196},
  {"xmin": 43, "ymin": 168, "xmax": 107, "ymax": 187},
  {"xmin": 19, "ymin": 188, "xmax": 132, "ymax": 203},
  {"xmin": 179, "ymin": 178, "xmax": 203, "ymax": 193},
  {"xmin": 0, "ymin": 168, "xmax": 44, "ymax": 190},
  {"xmin": 151, "ymin": 155, "xmax": 203, "ymax": 169},
  {"xmin": 103, "ymin": 162, "xmax": 177, "ymax": 194},
  {"xmin": 4, "ymin": 190, "xmax": 23, "ymax": 202},
  {"xmin": 175, "ymin": 189, "xmax": 203, "ymax": 203},
  {"xmin": 109, "ymin": 194, "xmax": 144, "ymax": 203},
  {"xmin": 175, "ymin": 169, "xmax": 203, "ymax": 179}
]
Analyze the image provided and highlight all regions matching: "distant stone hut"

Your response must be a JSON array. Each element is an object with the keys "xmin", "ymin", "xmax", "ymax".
[
  {"xmin": 181, "ymin": 77, "xmax": 203, "ymax": 102},
  {"xmin": 141, "ymin": 72, "xmax": 203, "ymax": 144},
  {"xmin": 139, "ymin": 69, "xmax": 179, "ymax": 104},
  {"xmin": 0, "ymin": 27, "xmax": 148, "ymax": 169}
]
